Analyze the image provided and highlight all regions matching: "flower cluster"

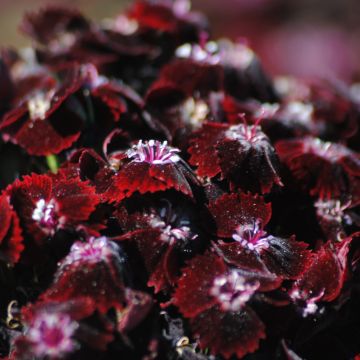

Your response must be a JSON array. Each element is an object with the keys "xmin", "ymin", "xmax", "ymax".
[{"xmin": 0, "ymin": 1, "xmax": 360, "ymax": 359}]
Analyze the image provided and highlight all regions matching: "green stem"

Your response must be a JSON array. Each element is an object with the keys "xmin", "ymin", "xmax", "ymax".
[{"xmin": 46, "ymin": 154, "xmax": 59, "ymax": 174}]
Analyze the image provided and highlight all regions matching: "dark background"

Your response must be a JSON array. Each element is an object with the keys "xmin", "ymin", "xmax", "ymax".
[{"xmin": 1, "ymin": 0, "xmax": 359, "ymax": 81}]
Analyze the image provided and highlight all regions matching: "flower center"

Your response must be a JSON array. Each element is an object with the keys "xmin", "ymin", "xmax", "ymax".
[
  {"xmin": 176, "ymin": 41, "xmax": 220, "ymax": 64},
  {"xmin": 282, "ymin": 101, "xmax": 314, "ymax": 126},
  {"xmin": 161, "ymin": 225, "xmax": 192, "ymax": 244},
  {"xmin": 28, "ymin": 313, "xmax": 78, "ymax": 357},
  {"xmin": 221, "ymin": 42, "xmax": 254, "ymax": 69},
  {"xmin": 314, "ymin": 199, "xmax": 350, "ymax": 223},
  {"xmin": 48, "ymin": 32, "xmax": 76, "ymax": 53},
  {"xmin": 32, "ymin": 199, "xmax": 58, "ymax": 230},
  {"xmin": 81, "ymin": 64, "xmax": 108, "ymax": 89},
  {"xmin": 210, "ymin": 270, "xmax": 259, "ymax": 312},
  {"xmin": 290, "ymin": 289, "xmax": 325, "ymax": 317},
  {"xmin": 68, "ymin": 237, "xmax": 119, "ymax": 264},
  {"xmin": 232, "ymin": 221, "xmax": 269, "ymax": 253},
  {"xmin": 127, "ymin": 140, "xmax": 181, "ymax": 165},
  {"xmin": 112, "ymin": 15, "xmax": 139, "ymax": 35},
  {"xmin": 226, "ymin": 123, "xmax": 267, "ymax": 143},
  {"xmin": 149, "ymin": 214, "xmax": 194, "ymax": 245},
  {"xmin": 305, "ymin": 138, "xmax": 345, "ymax": 162},
  {"xmin": 181, "ymin": 98, "xmax": 209, "ymax": 129},
  {"xmin": 28, "ymin": 91, "xmax": 54, "ymax": 120}
]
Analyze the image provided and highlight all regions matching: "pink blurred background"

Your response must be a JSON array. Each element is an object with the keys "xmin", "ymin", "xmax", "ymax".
[{"xmin": 1, "ymin": 0, "xmax": 359, "ymax": 81}]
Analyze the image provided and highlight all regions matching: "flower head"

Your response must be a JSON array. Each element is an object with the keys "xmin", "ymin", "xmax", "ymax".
[
  {"xmin": 210, "ymin": 270, "xmax": 259, "ymax": 312},
  {"xmin": 6, "ymin": 173, "xmax": 100, "ymax": 245},
  {"xmin": 63, "ymin": 236, "xmax": 120, "ymax": 264},
  {"xmin": 188, "ymin": 121, "xmax": 282, "ymax": 193},
  {"xmin": 209, "ymin": 193, "xmax": 311, "ymax": 279},
  {"xmin": 232, "ymin": 222, "xmax": 269, "ymax": 253},
  {"xmin": 43, "ymin": 237, "xmax": 126, "ymax": 314},
  {"xmin": 32, "ymin": 199, "xmax": 58, "ymax": 232},
  {"xmin": 174, "ymin": 253, "xmax": 266, "ymax": 358},
  {"xmin": 14, "ymin": 298, "xmax": 99, "ymax": 360},
  {"xmin": 27, "ymin": 313, "xmax": 79, "ymax": 358},
  {"xmin": 104, "ymin": 139, "xmax": 197, "ymax": 202},
  {"xmin": 276, "ymin": 136, "xmax": 360, "ymax": 200},
  {"xmin": 0, "ymin": 65, "xmax": 84, "ymax": 155}
]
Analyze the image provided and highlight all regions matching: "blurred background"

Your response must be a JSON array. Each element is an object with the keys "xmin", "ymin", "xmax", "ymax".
[{"xmin": 1, "ymin": 0, "xmax": 360, "ymax": 81}]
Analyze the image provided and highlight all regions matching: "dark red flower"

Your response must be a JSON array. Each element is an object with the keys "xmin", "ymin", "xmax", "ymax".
[
  {"xmin": 0, "ymin": 2, "xmax": 359, "ymax": 360},
  {"xmin": 127, "ymin": 0, "xmax": 207, "ymax": 42},
  {"xmin": 188, "ymin": 121, "xmax": 283, "ymax": 193},
  {"xmin": 174, "ymin": 252, "xmax": 266, "ymax": 358},
  {"xmin": 0, "ymin": 194, "xmax": 23, "ymax": 264},
  {"xmin": 114, "ymin": 199, "xmax": 198, "ymax": 292},
  {"xmin": 0, "ymin": 65, "xmax": 85, "ymax": 156},
  {"xmin": 19, "ymin": 6, "xmax": 124, "ymax": 70},
  {"xmin": 276, "ymin": 136, "xmax": 360, "ymax": 200},
  {"xmin": 145, "ymin": 52, "xmax": 224, "ymax": 149},
  {"xmin": 104, "ymin": 139, "xmax": 197, "ymax": 202},
  {"xmin": 20, "ymin": 6, "xmax": 90, "ymax": 47},
  {"xmin": 5, "ymin": 173, "xmax": 100, "ymax": 244},
  {"xmin": 13, "ymin": 298, "xmax": 113, "ymax": 359},
  {"xmin": 274, "ymin": 77, "xmax": 359, "ymax": 142},
  {"xmin": 42, "ymin": 236, "xmax": 126, "ymax": 314},
  {"xmin": 289, "ymin": 237, "xmax": 353, "ymax": 317},
  {"xmin": 314, "ymin": 198, "xmax": 360, "ymax": 241},
  {"xmin": 218, "ymin": 40, "xmax": 278, "ymax": 103},
  {"xmin": 209, "ymin": 192, "xmax": 311, "ymax": 280}
]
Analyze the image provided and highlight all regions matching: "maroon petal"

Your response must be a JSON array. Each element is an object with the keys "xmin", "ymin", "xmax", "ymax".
[
  {"xmin": 106, "ymin": 162, "xmax": 192, "ymax": 202},
  {"xmin": 174, "ymin": 252, "xmax": 227, "ymax": 318},
  {"xmin": 191, "ymin": 305, "xmax": 265, "ymax": 359},
  {"xmin": 91, "ymin": 83, "xmax": 128, "ymax": 122},
  {"xmin": 208, "ymin": 192, "xmax": 272, "ymax": 238},
  {"xmin": 291, "ymin": 238, "xmax": 352, "ymax": 304},
  {"xmin": 149, "ymin": 163, "xmax": 193, "ymax": 195},
  {"xmin": 53, "ymin": 178, "xmax": 100, "ymax": 222},
  {"xmin": 42, "ymin": 237, "xmax": 126, "ymax": 313},
  {"xmin": 117, "ymin": 289, "xmax": 153, "ymax": 333},
  {"xmin": 147, "ymin": 243, "xmax": 178, "ymax": 293},
  {"xmin": 14, "ymin": 114, "xmax": 81, "ymax": 156},
  {"xmin": 0, "ymin": 194, "xmax": 24, "ymax": 264},
  {"xmin": 21, "ymin": 298, "xmax": 95, "ymax": 323},
  {"xmin": 260, "ymin": 236, "xmax": 311, "ymax": 279},
  {"xmin": 215, "ymin": 242, "xmax": 282, "ymax": 291},
  {"xmin": 128, "ymin": 1, "xmax": 179, "ymax": 33},
  {"xmin": 127, "ymin": 1, "xmax": 207, "ymax": 42},
  {"xmin": 127, "ymin": 227, "xmax": 169, "ymax": 292},
  {"xmin": 188, "ymin": 123, "xmax": 226, "ymax": 178},
  {"xmin": 60, "ymin": 148, "xmax": 114, "ymax": 197},
  {"xmin": 158, "ymin": 60, "xmax": 223, "ymax": 96}
]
